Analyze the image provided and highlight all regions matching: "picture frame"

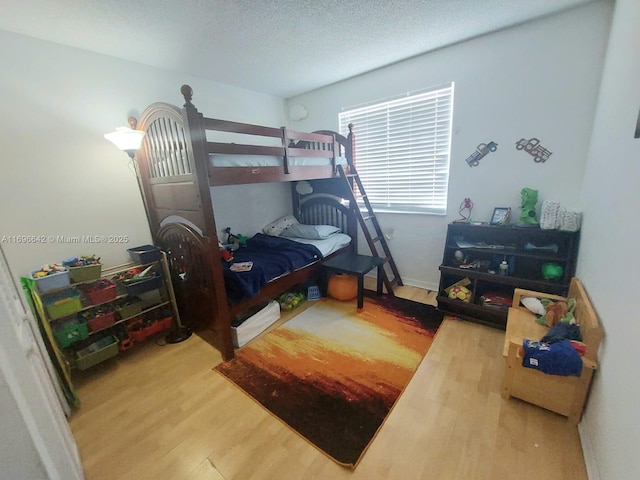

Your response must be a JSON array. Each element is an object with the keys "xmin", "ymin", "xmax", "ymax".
[{"xmin": 490, "ymin": 207, "xmax": 511, "ymax": 225}]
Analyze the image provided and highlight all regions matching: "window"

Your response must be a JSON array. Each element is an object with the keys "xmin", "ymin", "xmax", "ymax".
[{"xmin": 339, "ymin": 83, "xmax": 454, "ymax": 214}]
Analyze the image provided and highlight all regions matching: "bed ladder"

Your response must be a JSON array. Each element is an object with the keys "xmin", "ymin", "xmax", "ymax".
[{"xmin": 337, "ymin": 165, "xmax": 403, "ymax": 295}]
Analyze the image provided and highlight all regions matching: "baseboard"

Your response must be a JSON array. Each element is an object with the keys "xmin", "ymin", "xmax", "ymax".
[
  {"xmin": 363, "ymin": 274, "xmax": 439, "ymax": 293},
  {"xmin": 579, "ymin": 415, "xmax": 601, "ymax": 480},
  {"xmin": 399, "ymin": 277, "xmax": 439, "ymax": 292}
]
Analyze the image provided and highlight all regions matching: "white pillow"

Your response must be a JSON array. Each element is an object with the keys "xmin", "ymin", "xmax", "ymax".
[
  {"xmin": 281, "ymin": 224, "xmax": 341, "ymax": 240},
  {"xmin": 521, "ymin": 296, "xmax": 546, "ymax": 316},
  {"xmin": 262, "ymin": 215, "xmax": 299, "ymax": 236}
]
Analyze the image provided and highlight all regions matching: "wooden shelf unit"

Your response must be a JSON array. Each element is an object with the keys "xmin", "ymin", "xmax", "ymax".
[{"xmin": 437, "ymin": 222, "xmax": 580, "ymax": 329}]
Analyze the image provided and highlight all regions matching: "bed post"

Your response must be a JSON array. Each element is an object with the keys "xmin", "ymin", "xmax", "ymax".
[
  {"xmin": 180, "ymin": 85, "xmax": 234, "ymax": 360},
  {"xmin": 346, "ymin": 123, "xmax": 355, "ymax": 168}
]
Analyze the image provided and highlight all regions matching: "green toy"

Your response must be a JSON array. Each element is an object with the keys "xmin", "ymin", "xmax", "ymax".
[
  {"xmin": 542, "ymin": 262, "xmax": 564, "ymax": 280},
  {"xmin": 519, "ymin": 187, "xmax": 539, "ymax": 225},
  {"xmin": 224, "ymin": 227, "xmax": 248, "ymax": 246}
]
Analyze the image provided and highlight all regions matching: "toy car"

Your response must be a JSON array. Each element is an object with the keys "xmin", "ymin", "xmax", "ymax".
[{"xmin": 465, "ymin": 141, "xmax": 498, "ymax": 167}]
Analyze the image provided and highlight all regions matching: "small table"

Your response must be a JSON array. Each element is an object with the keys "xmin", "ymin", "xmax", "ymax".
[{"xmin": 322, "ymin": 252, "xmax": 384, "ymax": 311}]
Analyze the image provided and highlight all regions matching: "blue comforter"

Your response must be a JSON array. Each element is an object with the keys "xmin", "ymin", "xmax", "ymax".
[{"xmin": 223, "ymin": 233, "xmax": 322, "ymax": 304}]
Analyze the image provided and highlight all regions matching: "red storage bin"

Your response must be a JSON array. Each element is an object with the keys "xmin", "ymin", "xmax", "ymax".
[
  {"xmin": 128, "ymin": 316, "xmax": 173, "ymax": 342},
  {"xmin": 87, "ymin": 311, "xmax": 116, "ymax": 333},
  {"xmin": 82, "ymin": 279, "xmax": 117, "ymax": 305}
]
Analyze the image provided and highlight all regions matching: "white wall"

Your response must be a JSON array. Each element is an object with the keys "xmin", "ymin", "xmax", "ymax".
[
  {"xmin": 577, "ymin": 1, "xmax": 640, "ymax": 479},
  {"xmin": 0, "ymin": 30, "xmax": 289, "ymax": 285},
  {"xmin": 288, "ymin": 1, "xmax": 612, "ymax": 290}
]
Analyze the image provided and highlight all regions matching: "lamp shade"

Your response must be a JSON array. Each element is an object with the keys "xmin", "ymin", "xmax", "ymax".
[{"xmin": 104, "ymin": 127, "xmax": 145, "ymax": 154}]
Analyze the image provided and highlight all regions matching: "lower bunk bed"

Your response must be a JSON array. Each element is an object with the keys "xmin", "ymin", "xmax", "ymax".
[{"xmin": 156, "ymin": 194, "xmax": 356, "ymax": 360}]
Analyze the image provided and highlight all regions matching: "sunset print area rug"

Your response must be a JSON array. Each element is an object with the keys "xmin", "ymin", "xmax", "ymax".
[{"xmin": 215, "ymin": 292, "xmax": 443, "ymax": 468}]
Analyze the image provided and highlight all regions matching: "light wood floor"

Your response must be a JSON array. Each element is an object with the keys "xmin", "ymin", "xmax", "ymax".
[{"xmin": 68, "ymin": 285, "xmax": 588, "ymax": 480}]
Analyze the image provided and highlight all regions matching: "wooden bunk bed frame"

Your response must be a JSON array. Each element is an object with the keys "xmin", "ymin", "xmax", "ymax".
[{"xmin": 135, "ymin": 85, "xmax": 358, "ymax": 360}]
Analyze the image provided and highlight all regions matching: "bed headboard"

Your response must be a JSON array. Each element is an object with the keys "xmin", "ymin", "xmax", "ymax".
[
  {"xmin": 298, "ymin": 194, "xmax": 358, "ymax": 251},
  {"xmin": 136, "ymin": 94, "xmax": 217, "ymax": 244}
]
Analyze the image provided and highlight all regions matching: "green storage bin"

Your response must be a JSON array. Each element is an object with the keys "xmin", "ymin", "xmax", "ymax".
[
  {"xmin": 45, "ymin": 292, "xmax": 83, "ymax": 320},
  {"xmin": 68, "ymin": 263, "xmax": 102, "ymax": 283},
  {"xmin": 53, "ymin": 319, "xmax": 88, "ymax": 348},
  {"xmin": 76, "ymin": 335, "xmax": 119, "ymax": 370},
  {"xmin": 115, "ymin": 298, "xmax": 142, "ymax": 320}
]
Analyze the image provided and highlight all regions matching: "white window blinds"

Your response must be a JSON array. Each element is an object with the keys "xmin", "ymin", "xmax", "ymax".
[{"xmin": 339, "ymin": 83, "xmax": 454, "ymax": 214}]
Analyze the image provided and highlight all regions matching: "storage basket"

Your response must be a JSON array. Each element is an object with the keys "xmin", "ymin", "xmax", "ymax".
[
  {"xmin": 75, "ymin": 335, "xmax": 119, "ymax": 370},
  {"xmin": 306, "ymin": 284, "xmax": 321, "ymax": 300},
  {"xmin": 559, "ymin": 209, "xmax": 582, "ymax": 232},
  {"xmin": 124, "ymin": 275, "xmax": 163, "ymax": 296},
  {"xmin": 45, "ymin": 291, "xmax": 83, "ymax": 320},
  {"xmin": 128, "ymin": 316, "xmax": 173, "ymax": 343},
  {"xmin": 53, "ymin": 319, "xmax": 89, "ymax": 348},
  {"xmin": 68, "ymin": 263, "xmax": 102, "ymax": 283},
  {"xmin": 540, "ymin": 201, "xmax": 560, "ymax": 230},
  {"xmin": 32, "ymin": 269, "xmax": 70, "ymax": 293},
  {"xmin": 82, "ymin": 279, "xmax": 117, "ymax": 305},
  {"xmin": 115, "ymin": 298, "xmax": 142, "ymax": 320},
  {"xmin": 87, "ymin": 311, "xmax": 116, "ymax": 333},
  {"xmin": 127, "ymin": 245, "xmax": 162, "ymax": 264}
]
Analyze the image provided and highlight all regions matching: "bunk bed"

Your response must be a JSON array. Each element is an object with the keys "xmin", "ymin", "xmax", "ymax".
[{"xmin": 135, "ymin": 85, "xmax": 358, "ymax": 360}]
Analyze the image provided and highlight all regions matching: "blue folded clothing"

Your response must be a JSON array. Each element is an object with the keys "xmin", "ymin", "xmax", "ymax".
[{"xmin": 522, "ymin": 339, "xmax": 582, "ymax": 376}]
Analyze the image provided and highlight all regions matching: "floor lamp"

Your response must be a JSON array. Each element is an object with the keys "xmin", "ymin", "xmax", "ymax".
[{"xmin": 104, "ymin": 118, "xmax": 192, "ymax": 344}]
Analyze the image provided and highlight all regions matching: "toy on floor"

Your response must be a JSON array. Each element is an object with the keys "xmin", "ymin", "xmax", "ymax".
[{"xmin": 278, "ymin": 291, "xmax": 305, "ymax": 310}]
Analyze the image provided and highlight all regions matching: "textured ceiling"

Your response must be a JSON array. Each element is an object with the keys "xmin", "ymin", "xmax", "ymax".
[{"xmin": 1, "ymin": 0, "xmax": 596, "ymax": 98}]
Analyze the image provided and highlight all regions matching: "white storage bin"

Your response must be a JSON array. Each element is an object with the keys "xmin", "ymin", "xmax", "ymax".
[{"xmin": 231, "ymin": 300, "xmax": 281, "ymax": 348}]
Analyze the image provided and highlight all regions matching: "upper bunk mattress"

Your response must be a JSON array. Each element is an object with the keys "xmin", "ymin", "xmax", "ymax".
[{"xmin": 209, "ymin": 154, "xmax": 348, "ymax": 168}]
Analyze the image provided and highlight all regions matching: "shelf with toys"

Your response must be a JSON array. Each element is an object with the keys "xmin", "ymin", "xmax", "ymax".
[
  {"xmin": 26, "ymin": 246, "xmax": 181, "ymax": 371},
  {"xmin": 437, "ymin": 222, "xmax": 580, "ymax": 329}
]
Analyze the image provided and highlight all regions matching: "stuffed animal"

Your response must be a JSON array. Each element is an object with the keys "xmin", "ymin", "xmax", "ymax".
[
  {"xmin": 542, "ymin": 301, "xmax": 569, "ymax": 327},
  {"xmin": 522, "ymin": 296, "xmax": 577, "ymax": 327},
  {"xmin": 537, "ymin": 298, "xmax": 576, "ymax": 327}
]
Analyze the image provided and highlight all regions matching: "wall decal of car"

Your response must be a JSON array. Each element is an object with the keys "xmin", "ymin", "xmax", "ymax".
[
  {"xmin": 465, "ymin": 141, "xmax": 498, "ymax": 167},
  {"xmin": 515, "ymin": 137, "xmax": 552, "ymax": 163}
]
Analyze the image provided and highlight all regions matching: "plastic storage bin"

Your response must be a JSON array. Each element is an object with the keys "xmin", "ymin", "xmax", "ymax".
[
  {"xmin": 53, "ymin": 318, "xmax": 88, "ymax": 348},
  {"xmin": 75, "ymin": 335, "xmax": 119, "ymax": 370},
  {"xmin": 68, "ymin": 263, "xmax": 102, "ymax": 283},
  {"xmin": 128, "ymin": 315, "xmax": 173, "ymax": 342},
  {"xmin": 127, "ymin": 245, "xmax": 162, "ymax": 264},
  {"xmin": 124, "ymin": 275, "xmax": 163, "ymax": 296},
  {"xmin": 44, "ymin": 291, "xmax": 83, "ymax": 320},
  {"xmin": 32, "ymin": 269, "xmax": 70, "ymax": 293},
  {"xmin": 115, "ymin": 297, "xmax": 142, "ymax": 320},
  {"xmin": 231, "ymin": 300, "xmax": 280, "ymax": 348},
  {"xmin": 86, "ymin": 311, "xmax": 116, "ymax": 333},
  {"xmin": 82, "ymin": 279, "xmax": 117, "ymax": 305}
]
